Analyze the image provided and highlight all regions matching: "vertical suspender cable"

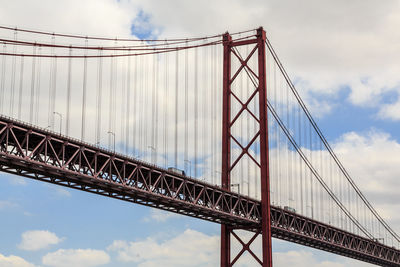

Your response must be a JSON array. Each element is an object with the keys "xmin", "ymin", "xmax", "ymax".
[
  {"xmin": 126, "ymin": 53, "xmax": 131, "ymax": 154},
  {"xmin": 211, "ymin": 44, "xmax": 215, "ymax": 184},
  {"xmin": 143, "ymin": 48, "xmax": 148, "ymax": 158},
  {"xmin": 292, "ymin": 86, "xmax": 297, "ymax": 209},
  {"xmin": 213, "ymin": 45, "xmax": 221, "ymax": 184},
  {"xmin": 108, "ymin": 45, "xmax": 115, "ymax": 149},
  {"xmin": 184, "ymin": 41, "xmax": 188, "ymax": 174},
  {"xmin": 213, "ymin": 44, "xmax": 218, "ymax": 185},
  {"xmin": 174, "ymin": 49, "xmax": 179, "ymax": 168},
  {"xmin": 286, "ymin": 83, "xmax": 292, "ymax": 207},
  {"xmin": 150, "ymin": 50, "xmax": 156, "ymax": 162},
  {"xmin": 138, "ymin": 50, "xmax": 143, "ymax": 156},
  {"xmin": 95, "ymin": 49, "xmax": 103, "ymax": 145},
  {"xmin": 29, "ymin": 45, "xmax": 36, "ymax": 123},
  {"xmin": 52, "ymin": 57, "xmax": 58, "ymax": 129},
  {"xmin": 81, "ymin": 39, "xmax": 88, "ymax": 141},
  {"xmin": 320, "ymin": 140, "xmax": 323, "ymax": 221},
  {"xmin": 0, "ymin": 43, "xmax": 7, "ymax": 115},
  {"xmin": 48, "ymin": 35, "xmax": 55, "ymax": 129},
  {"xmin": 194, "ymin": 47, "xmax": 198, "ymax": 177},
  {"xmin": 66, "ymin": 47, "xmax": 72, "ymax": 136},
  {"xmin": 51, "ymin": 36, "xmax": 58, "ymax": 130},
  {"xmin": 120, "ymin": 52, "xmax": 126, "ymax": 150},
  {"xmin": 347, "ymin": 177, "xmax": 351, "ymax": 231},
  {"xmin": 10, "ymin": 31, "xmax": 17, "ymax": 116},
  {"xmin": 155, "ymin": 51, "xmax": 159, "ymax": 165},
  {"xmin": 52, "ymin": 56, "xmax": 58, "ymax": 130},
  {"xmin": 278, "ymin": 65, "xmax": 282, "ymax": 205},
  {"xmin": 310, "ymin": 122, "xmax": 314, "ymax": 219},
  {"xmin": 299, "ymin": 97, "xmax": 303, "ymax": 214},
  {"xmin": 17, "ymin": 55, "xmax": 24, "ymax": 120},
  {"xmin": 272, "ymin": 59, "xmax": 278, "ymax": 203},
  {"xmin": 113, "ymin": 45, "xmax": 118, "ymax": 151},
  {"xmin": 203, "ymin": 43, "xmax": 208, "ymax": 180},
  {"xmin": 163, "ymin": 42, "xmax": 169, "ymax": 167},
  {"xmin": 133, "ymin": 55, "xmax": 138, "ymax": 156},
  {"xmin": 247, "ymin": 45, "xmax": 251, "ymax": 196},
  {"xmin": 34, "ymin": 46, "xmax": 42, "ymax": 125},
  {"xmin": 239, "ymin": 46, "xmax": 244, "ymax": 193},
  {"xmin": 219, "ymin": 44, "xmax": 222, "ymax": 184},
  {"xmin": 217, "ymin": 44, "xmax": 222, "ymax": 186},
  {"xmin": 329, "ymin": 150, "xmax": 333, "ymax": 224},
  {"xmin": 211, "ymin": 44, "xmax": 216, "ymax": 184}
]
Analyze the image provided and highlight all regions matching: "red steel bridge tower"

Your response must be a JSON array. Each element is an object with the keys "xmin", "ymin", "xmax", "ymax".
[{"xmin": 221, "ymin": 28, "xmax": 272, "ymax": 266}]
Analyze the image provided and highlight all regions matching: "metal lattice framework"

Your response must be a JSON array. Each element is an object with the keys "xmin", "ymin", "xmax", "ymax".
[
  {"xmin": 0, "ymin": 116, "xmax": 260, "ymax": 227},
  {"xmin": 1, "ymin": 116, "xmax": 400, "ymax": 266},
  {"xmin": 221, "ymin": 28, "xmax": 272, "ymax": 266}
]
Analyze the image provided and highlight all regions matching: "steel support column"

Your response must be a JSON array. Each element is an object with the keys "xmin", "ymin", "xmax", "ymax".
[
  {"xmin": 221, "ymin": 31, "xmax": 232, "ymax": 267},
  {"xmin": 220, "ymin": 27, "xmax": 272, "ymax": 266},
  {"xmin": 257, "ymin": 28, "xmax": 273, "ymax": 267}
]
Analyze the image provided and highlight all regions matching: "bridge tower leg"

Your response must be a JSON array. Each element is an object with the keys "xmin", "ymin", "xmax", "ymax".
[{"xmin": 221, "ymin": 27, "xmax": 272, "ymax": 266}]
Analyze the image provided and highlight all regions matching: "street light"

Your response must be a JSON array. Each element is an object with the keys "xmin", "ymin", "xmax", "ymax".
[
  {"xmin": 373, "ymin": 237, "xmax": 384, "ymax": 243},
  {"xmin": 53, "ymin": 111, "xmax": 62, "ymax": 134},
  {"xmin": 107, "ymin": 131, "xmax": 115, "ymax": 152},
  {"xmin": 148, "ymin": 146, "xmax": 156, "ymax": 163},
  {"xmin": 215, "ymin": 171, "xmax": 221, "ymax": 186},
  {"xmin": 184, "ymin": 159, "xmax": 191, "ymax": 177},
  {"xmin": 231, "ymin": 183, "xmax": 240, "ymax": 194}
]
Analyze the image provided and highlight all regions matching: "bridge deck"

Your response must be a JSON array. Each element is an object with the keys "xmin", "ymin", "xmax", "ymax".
[{"xmin": 0, "ymin": 116, "xmax": 399, "ymax": 266}]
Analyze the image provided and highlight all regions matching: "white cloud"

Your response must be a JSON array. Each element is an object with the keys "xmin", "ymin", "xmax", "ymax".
[
  {"xmin": 18, "ymin": 230, "xmax": 63, "ymax": 251},
  {"xmin": 332, "ymin": 130, "xmax": 400, "ymax": 233},
  {"xmin": 108, "ymin": 228, "xmax": 373, "ymax": 267},
  {"xmin": 0, "ymin": 174, "xmax": 27, "ymax": 186},
  {"xmin": 0, "ymin": 0, "xmax": 133, "ymax": 38},
  {"xmin": 0, "ymin": 200, "xmax": 17, "ymax": 210},
  {"xmin": 42, "ymin": 249, "xmax": 110, "ymax": 267},
  {"xmin": 8, "ymin": 177, "xmax": 27, "ymax": 186},
  {"xmin": 143, "ymin": 209, "xmax": 180, "ymax": 222},
  {"xmin": 108, "ymin": 229, "xmax": 219, "ymax": 267},
  {"xmin": 273, "ymin": 249, "xmax": 371, "ymax": 267},
  {"xmin": 378, "ymin": 100, "xmax": 400, "ymax": 120},
  {"xmin": 0, "ymin": 253, "xmax": 36, "ymax": 267},
  {"xmin": 130, "ymin": 0, "xmax": 400, "ymax": 119},
  {"xmin": 54, "ymin": 188, "xmax": 71, "ymax": 197}
]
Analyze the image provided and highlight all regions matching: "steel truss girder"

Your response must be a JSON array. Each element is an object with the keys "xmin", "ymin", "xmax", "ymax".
[
  {"xmin": 0, "ymin": 117, "xmax": 400, "ymax": 266},
  {"xmin": 271, "ymin": 207, "xmax": 400, "ymax": 266},
  {"xmin": 0, "ymin": 116, "xmax": 261, "ymax": 227}
]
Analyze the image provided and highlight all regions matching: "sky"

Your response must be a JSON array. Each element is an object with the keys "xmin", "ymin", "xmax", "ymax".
[{"xmin": 1, "ymin": 0, "xmax": 400, "ymax": 266}]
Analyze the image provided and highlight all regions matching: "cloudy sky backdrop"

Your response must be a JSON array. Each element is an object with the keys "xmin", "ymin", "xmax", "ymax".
[{"xmin": 1, "ymin": 0, "xmax": 400, "ymax": 266}]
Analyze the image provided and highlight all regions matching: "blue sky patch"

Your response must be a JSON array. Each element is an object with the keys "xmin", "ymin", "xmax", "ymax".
[{"xmin": 131, "ymin": 9, "xmax": 160, "ymax": 40}]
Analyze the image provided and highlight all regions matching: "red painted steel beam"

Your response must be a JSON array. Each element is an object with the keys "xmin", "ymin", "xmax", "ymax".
[
  {"xmin": 220, "ymin": 27, "xmax": 272, "ymax": 267},
  {"xmin": 257, "ymin": 27, "xmax": 273, "ymax": 267},
  {"xmin": 221, "ymin": 31, "xmax": 232, "ymax": 267},
  {"xmin": 230, "ymin": 38, "xmax": 258, "ymax": 47},
  {"xmin": 1, "ymin": 116, "xmax": 400, "ymax": 266}
]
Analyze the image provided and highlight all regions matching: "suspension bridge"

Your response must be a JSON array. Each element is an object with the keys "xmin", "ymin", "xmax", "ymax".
[{"xmin": 0, "ymin": 25, "xmax": 399, "ymax": 266}]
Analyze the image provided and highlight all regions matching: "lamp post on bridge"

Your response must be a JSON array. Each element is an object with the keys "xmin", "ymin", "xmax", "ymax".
[
  {"xmin": 230, "ymin": 183, "xmax": 240, "ymax": 194},
  {"xmin": 215, "ymin": 171, "xmax": 221, "ymax": 186},
  {"xmin": 107, "ymin": 131, "xmax": 115, "ymax": 153},
  {"xmin": 148, "ymin": 146, "xmax": 156, "ymax": 164},
  {"xmin": 184, "ymin": 159, "xmax": 192, "ymax": 177},
  {"xmin": 53, "ymin": 111, "xmax": 62, "ymax": 135}
]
